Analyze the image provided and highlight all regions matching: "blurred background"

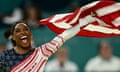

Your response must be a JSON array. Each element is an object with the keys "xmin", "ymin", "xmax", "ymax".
[{"xmin": 0, "ymin": 0, "xmax": 120, "ymax": 72}]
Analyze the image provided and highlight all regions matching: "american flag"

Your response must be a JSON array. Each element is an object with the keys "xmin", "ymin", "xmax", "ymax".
[{"xmin": 39, "ymin": 0, "xmax": 120, "ymax": 38}]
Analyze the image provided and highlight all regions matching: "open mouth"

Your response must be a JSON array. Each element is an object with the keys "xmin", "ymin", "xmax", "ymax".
[{"xmin": 21, "ymin": 36, "xmax": 28, "ymax": 43}]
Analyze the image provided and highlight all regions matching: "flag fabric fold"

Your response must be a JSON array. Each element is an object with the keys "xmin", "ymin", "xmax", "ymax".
[{"xmin": 39, "ymin": 0, "xmax": 120, "ymax": 38}]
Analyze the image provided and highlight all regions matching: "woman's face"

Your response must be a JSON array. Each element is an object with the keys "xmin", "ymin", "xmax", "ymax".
[{"xmin": 12, "ymin": 23, "xmax": 32, "ymax": 49}]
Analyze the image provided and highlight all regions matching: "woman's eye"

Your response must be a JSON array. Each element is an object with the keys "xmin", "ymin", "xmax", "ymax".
[
  {"xmin": 25, "ymin": 28, "xmax": 29, "ymax": 30},
  {"xmin": 15, "ymin": 29, "xmax": 20, "ymax": 33},
  {"xmin": 24, "ymin": 28, "xmax": 29, "ymax": 31}
]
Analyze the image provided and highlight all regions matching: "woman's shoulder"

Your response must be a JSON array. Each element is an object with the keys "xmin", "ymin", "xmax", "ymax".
[
  {"xmin": 0, "ymin": 49, "xmax": 12, "ymax": 72},
  {"xmin": 0, "ymin": 49, "xmax": 14, "ymax": 58}
]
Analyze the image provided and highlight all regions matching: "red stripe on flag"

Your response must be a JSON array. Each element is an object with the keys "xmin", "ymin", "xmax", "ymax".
[
  {"xmin": 80, "ymin": 1, "xmax": 116, "ymax": 18},
  {"xmin": 77, "ymin": 29, "xmax": 120, "ymax": 37}
]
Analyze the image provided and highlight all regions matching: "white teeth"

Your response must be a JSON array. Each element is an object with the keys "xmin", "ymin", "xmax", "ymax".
[{"xmin": 21, "ymin": 36, "xmax": 27, "ymax": 39}]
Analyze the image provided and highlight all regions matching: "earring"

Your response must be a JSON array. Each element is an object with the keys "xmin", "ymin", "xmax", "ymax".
[{"xmin": 8, "ymin": 35, "xmax": 12, "ymax": 40}]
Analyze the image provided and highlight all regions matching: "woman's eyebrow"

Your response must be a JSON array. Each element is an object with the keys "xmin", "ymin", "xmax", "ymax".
[
  {"xmin": 24, "ymin": 26, "xmax": 29, "ymax": 29},
  {"xmin": 14, "ymin": 28, "xmax": 20, "ymax": 31}
]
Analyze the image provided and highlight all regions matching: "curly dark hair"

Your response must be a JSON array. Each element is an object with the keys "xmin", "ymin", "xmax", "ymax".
[{"xmin": 4, "ymin": 21, "xmax": 31, "ymax": 46}]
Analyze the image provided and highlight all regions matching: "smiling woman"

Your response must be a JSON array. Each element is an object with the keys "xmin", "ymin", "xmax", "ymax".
[
  {"xmin": 11, "ymin": 23, "xmax": 32, "ymax": 54},
  {"xmin": 0, "ymin": 21, "xmax": 81, "ymax": 72}
]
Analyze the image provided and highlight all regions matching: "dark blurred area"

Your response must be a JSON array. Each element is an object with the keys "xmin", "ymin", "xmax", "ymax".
[{"xmin": 0, "ymin": 0, "xmax": 120, "ymax": 72}]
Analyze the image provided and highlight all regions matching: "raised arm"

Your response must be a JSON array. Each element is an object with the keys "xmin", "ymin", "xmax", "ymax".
[
  {"xmin": 39, "ymin": 23, "xmax": 82, "ymax": 57},
  {"xmin": 38, "ymin": 6, "xmax": 98, "ymax": 57}
]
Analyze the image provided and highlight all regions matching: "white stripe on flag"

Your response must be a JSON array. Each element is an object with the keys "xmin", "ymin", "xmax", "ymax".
[
  {"xmin": 53, "ymin": 22, "xmax": 72, "ymax": 29},
  {"xmin": 79, "ymin": 15, "xmax": 96, "ymax": 27},
  {"xmin": 96, "ymin": 3, "xmax": 120, "ymax": 16},
  {"xmin": 82, "ymin": 1, "xmax": 99, "ymax": 10},
  {"xmin": 50, "ymin": 13, "xmax": 71, "ymax": 23},
  {"xmin": 53, "ymin": 15, "xmax": 96, "ymax": 29},
  {"xmin": 67, "ymin": 10, "xmax": 81, "ymax": 25},
  {"xmin": 112, "ymin": 17, "xmax": 120, "ymax": 27},
  {"xmin": 84, "ymin": 24, "xmax": 120, "ymax": 34}
]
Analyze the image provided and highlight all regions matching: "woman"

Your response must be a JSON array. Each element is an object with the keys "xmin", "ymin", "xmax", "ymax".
[{"xmin": 0, "ymin": 21, "xmax": 81, "ymax": 72}]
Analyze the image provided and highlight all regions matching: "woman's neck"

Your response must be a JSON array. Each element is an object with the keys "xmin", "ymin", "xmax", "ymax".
[{"xmin": 14, "ymin": 46, "xmax": 31, "ymax": 55}]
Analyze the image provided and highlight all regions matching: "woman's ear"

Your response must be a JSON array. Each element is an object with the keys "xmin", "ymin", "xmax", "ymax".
[{"xmin": 12, "ymin": 35, "xmax": 15, "ymax": 41}]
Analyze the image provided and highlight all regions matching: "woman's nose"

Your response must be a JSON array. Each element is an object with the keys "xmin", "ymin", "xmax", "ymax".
[{"xmin": 20, "ymin": 30, "xmax": 25, "ymax": 34}]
